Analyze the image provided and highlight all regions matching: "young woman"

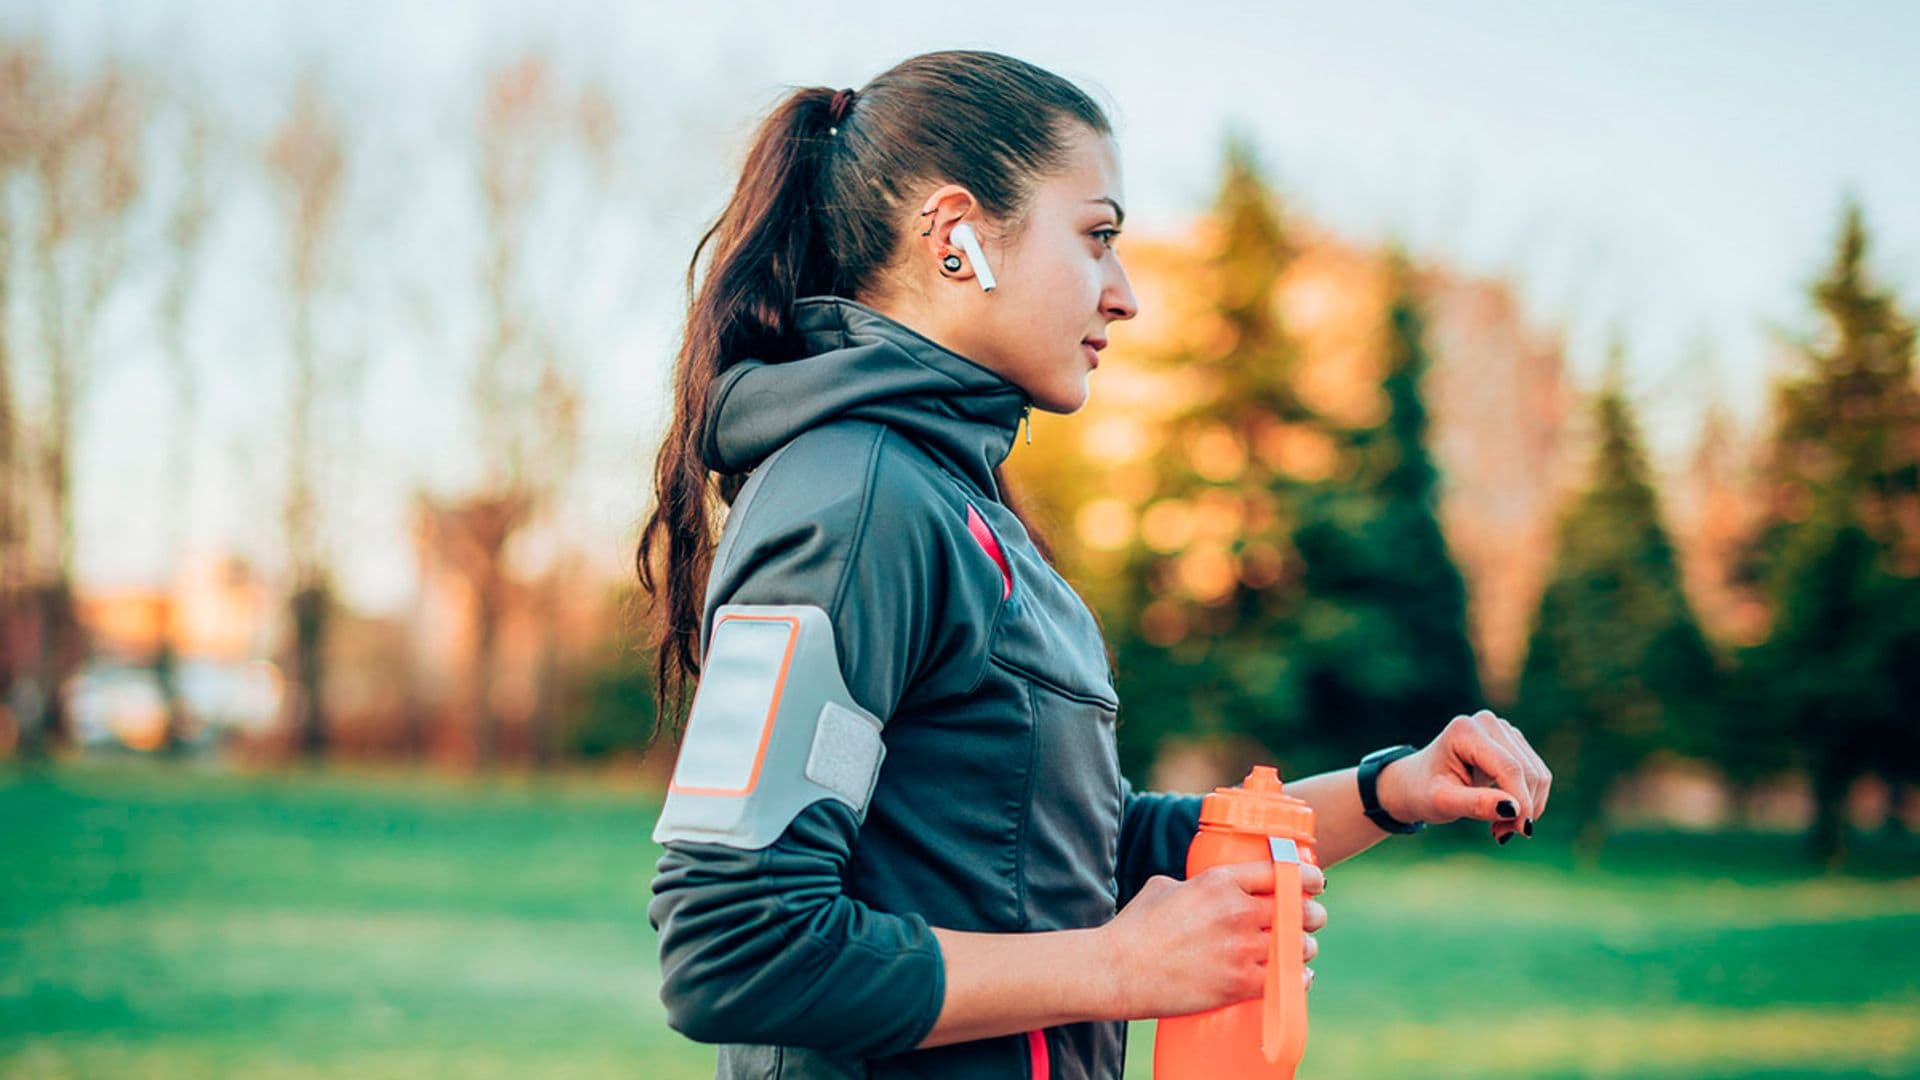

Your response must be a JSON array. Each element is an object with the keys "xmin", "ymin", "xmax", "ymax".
[{"xmin": 638, "ymin": 48, "xmax": 1552, "ymax": 1080}]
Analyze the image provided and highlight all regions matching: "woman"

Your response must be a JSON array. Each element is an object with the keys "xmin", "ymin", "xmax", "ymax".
[{"xmin": 638, "ymin": 48, "xmax": 1552, "ymax": 1080}]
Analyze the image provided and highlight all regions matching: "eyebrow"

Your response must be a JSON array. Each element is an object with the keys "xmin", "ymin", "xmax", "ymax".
[{"xmin": 1087, "ymin": 197, "xmax": 1125, "ymax": 226}]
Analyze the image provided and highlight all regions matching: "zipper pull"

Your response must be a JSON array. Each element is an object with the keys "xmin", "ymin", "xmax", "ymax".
[{"xmin": 1022, "ymin": 401, "xmax": 1033, "ymax": 445}]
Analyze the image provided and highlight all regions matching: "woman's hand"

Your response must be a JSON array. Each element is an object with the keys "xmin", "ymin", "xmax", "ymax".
[
  {"xmin": 1378, "ymin": 709, "xmax": 1553, "ymax": 844},
  {"xmin": 1097, "ymin": 858, "xmax": 1327, "ymax": 1021}
]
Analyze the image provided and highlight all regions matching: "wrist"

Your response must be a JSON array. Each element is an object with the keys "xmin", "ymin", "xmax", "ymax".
[
  {"xmin": 1357, "ymin": 744, "xmax": 1426, "ymax": 833},
  {"xmin": 1085, "ymin": 923, "xmax": 1135, "ymax": 1021},
  {"xmin": 1375, "ymin": 751, "xmax": 1420, "ymax": 825}
]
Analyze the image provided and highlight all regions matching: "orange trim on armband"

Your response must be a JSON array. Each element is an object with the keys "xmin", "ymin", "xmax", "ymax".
[{"xmin": 667, "ymin": 612, "xmax": 801, "ymax": 798}]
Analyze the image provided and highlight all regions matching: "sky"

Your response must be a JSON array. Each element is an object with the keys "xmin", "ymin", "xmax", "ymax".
[{"xmin": 4, "ymin": 0, "xmax": 1918, "ymax": 612}]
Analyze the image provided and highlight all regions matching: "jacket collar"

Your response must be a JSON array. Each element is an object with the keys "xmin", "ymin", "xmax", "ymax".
[{"xmin": 701, "ymin": 295, "xmax": 1032, "ymax": 501}]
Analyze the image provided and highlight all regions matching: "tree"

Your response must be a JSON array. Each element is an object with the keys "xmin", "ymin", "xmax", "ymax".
[
  {"xmin": 1516, "ymin": 357, "xmax": 1721, "ymax": 852},
  {"xmin": 452, "ymin": 54, "xmax": 601, "ymax": 769},
  {"xmin": 266, "ymin": 74, "xmax": 348, "ymax": 761},
  {"xmin": 10, "ymin": 49, "xmax": 144, "ymax": 758},
  {"xmin": 154, "ymin": 99, "xmax": 213, "ymax": 755},
  {"xmin": 1739, "ymin": 199, "xmax": 1920, "ymax": 863},
  {"xmin": 1673, "ymin": 399, "xmax": 1785, "ymax": 808},
  {"xmin": 1287, "ymin": 250, "xmax": 1483, "ymax": 763},
  {"xmin": 1749, "ymin": 492, "xmax": 1917, "ymax": 861},
  {"xmin": 0, "ymin": 44, "xmax": 35, "ymax": 746},
  {"xmin": 1097, "ymin": 132, "xmax": 1319, "ymax": 780},
  {"xmin": 1010, "ymin": 139, "xmax": 1482, "ymax": 786}
]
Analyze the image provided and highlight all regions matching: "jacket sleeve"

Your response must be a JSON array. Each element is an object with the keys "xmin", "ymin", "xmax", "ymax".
[
  {"xmin": 1115, "ymin": 774, "xmax": 1205, "ymax": 907},
  {"xmin": 647, "ymin": 439, "xmax": 949, "ymax": 1057}
]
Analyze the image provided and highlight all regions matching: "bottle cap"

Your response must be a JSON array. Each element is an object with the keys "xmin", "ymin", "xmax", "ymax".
[{"xmin": 1199, "ymin": 765, "xmax": 1316, "ymax": 838}]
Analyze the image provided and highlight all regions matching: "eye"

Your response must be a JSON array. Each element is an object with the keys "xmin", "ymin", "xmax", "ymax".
[{"xmin": 1092, "ymin": 227, "xmax": 1123, "ymax": 249}]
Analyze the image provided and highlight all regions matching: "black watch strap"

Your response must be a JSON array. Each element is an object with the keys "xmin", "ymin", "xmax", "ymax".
[{"xmin": 1357, "ymin": 744, "xmax": 1426, "ymax": 834}]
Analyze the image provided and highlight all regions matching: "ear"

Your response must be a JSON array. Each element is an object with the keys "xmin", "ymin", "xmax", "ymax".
[{"xmin": 915, "ymin": 184, "xmax": 984, "ymax": 281}]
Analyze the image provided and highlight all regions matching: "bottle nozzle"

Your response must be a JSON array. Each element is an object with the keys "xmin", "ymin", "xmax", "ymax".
[{"xmin": 1244, "ymin": 765, "xmax": 1283, "ymax": 793}]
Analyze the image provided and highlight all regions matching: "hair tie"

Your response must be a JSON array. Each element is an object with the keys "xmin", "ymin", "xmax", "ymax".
[{"xmin": 826, "ymin": 88, "xmax": 856, "ymax": 135}]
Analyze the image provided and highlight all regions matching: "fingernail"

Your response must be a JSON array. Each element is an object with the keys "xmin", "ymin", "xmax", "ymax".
[
  {"xmin": 1523, "ymin": 818, "xmax": 1534, "ymax": 838},
  {"xmin": 1496, "ymin": 799, "xmax": 1517, "ymax": 818},
  {"xmin": 1498, "ymin": 832, "xmax": 1512, "ymax": 845}
]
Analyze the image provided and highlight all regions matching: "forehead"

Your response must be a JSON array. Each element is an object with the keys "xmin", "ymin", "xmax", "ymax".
[{"xmin": 1042, "ymin": 129, "xmax": 1124, "ymax": 213}]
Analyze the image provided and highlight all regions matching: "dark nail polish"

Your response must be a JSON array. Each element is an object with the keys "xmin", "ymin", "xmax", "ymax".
[
  {"xmin": 1497, "ymin": 799, "xmax": 1517, "ymax": 818},
  {"xmin": 1524, "ymin": 818, "xmax": 1534, "ymax": 838},
  {"xmin": 1498, "ymin": 832, "xmax": 1512, "ymax": 845}
]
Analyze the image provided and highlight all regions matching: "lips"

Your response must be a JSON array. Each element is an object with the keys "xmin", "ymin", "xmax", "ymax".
[{"xmin": 1082, "ymin": 341, "xmax": 1102, "ymax": 368}]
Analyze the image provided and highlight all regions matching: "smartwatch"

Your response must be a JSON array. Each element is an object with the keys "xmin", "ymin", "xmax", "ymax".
[{"xmin": 1357, "ymin": 744, "xmax": 1426, "ymax": 834}]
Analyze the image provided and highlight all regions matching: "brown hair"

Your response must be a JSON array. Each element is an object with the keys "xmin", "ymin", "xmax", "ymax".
[{"xmin": 636, "ymin": 49, "xmax": 1110, "ymax": 743}]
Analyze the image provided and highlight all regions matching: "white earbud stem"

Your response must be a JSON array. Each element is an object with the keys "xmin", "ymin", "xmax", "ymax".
[{"xmin": 950, "ymin": 222, "xmax": 997, "ymax": 292}]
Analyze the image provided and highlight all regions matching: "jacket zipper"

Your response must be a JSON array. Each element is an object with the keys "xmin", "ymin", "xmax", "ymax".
[{"xmin": 1022, "ymin": 401, "xmax": 1033, "ymax": 445}]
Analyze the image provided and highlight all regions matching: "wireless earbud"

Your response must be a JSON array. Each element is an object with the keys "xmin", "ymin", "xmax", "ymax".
[{"xmin": 949, "ymin": 222, "xmax": 996, "ymax": 292}]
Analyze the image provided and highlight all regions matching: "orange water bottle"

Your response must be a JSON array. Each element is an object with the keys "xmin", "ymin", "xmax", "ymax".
[{"xmin": 1153, "ymin": 765, "xmax": 1316, "ymax": 1079}]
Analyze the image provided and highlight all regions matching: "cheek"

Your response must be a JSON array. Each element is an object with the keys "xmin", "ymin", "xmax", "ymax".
[{"xmin": 1023, "ymin": 239, "xmax": 1099, "ymax": 293}]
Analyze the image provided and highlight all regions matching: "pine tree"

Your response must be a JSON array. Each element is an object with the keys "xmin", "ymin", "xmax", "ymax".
[
  {"xmin": 1103, "ymin": 131, "xmax": 1318, "ymax": 781},
  {"xmin": 1288, "ymin": 250, "xmax": 1483, "ymax": 764},
  {"xmin": 1516, "ymin": 360, "xmax": 1721, "ymax": 851},
  {"xmin": 1740, "ymin": 199, "xmax": 1920, "ymax": 863}
]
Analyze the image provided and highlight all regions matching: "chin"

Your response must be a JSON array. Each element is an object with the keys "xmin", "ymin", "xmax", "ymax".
[{"xmin": 1039, "ymin": 382, "xmax": 1092, "ymax": 415}]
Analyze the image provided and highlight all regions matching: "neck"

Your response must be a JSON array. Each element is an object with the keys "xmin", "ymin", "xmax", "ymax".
[{"xmin": 858, "ymin": 288, "xmax": 1011, "ymax": 392}]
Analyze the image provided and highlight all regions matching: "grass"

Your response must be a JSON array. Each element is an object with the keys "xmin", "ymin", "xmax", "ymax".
[{"xmin": 2, "ymin": 761, "xmax": 1917, "ymax": 1078}]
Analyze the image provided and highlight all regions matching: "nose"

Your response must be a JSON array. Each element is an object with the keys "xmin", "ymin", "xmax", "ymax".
[{"xmin": 1104, "ymin": 262, "xmax": 1140, "ymax": 322}]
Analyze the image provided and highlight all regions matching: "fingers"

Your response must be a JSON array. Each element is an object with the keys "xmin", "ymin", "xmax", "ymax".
[
  {"xmin": 1426, "ymin": 709, "xmax": 1555, "ymax": 843},
  {"xmin": 1214, "ymin": 854, "xmax": 1327, "ymax": 895},
  {"xmin": 1463, "ymin": 711, "xmax": 1534, "ymax": 821},
  {"xmin": 1478, "ymin": 716, "xmax": 1547, "ymax": 840},
  {"xmin": 1425, "ymin": 774, "xmax": 1523, "ymax": 827},
  {"xmin": 1299, "ymin": 861, "xmax": 1325, "ymax": 896},
  {"xmin": 1302, "ymin": 896, "xmax": 1326, "ymax": 933},
  {"xmin": 1440, "ymin": 711, "xmax": 1535, "ymax": 829},
  {"xmin": 1213, "ymin": 858, "xmax": 1278, "ymax": 895},
  {"xmin": 1493, "ymin": 712, "xmax": 1553, "ymax": 824},
  {"xmin": 1216, "ymin": 858, "xmax": 1328, "ymax": 980},
  {"xmin": 1213, "ymin": 855, "xmax": 1327, "ymax": 895},
  {"xmin": 1472, "ymin": 720, "xmax": 1529, "ymax": 843},
  {"xmin": 1463, "ymin": 710, "xmax": 1553, "ymax": 841}
]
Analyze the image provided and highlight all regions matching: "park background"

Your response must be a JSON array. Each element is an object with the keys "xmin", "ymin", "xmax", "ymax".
[{"xmin": 1, "ymin": 1, "xmax": 1916, "ymax": 1076}]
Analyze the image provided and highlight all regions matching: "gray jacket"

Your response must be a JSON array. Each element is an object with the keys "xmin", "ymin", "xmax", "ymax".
[{"xmin": 648, "ymin": 295, "xmax": 1204, "ymax": 1078}]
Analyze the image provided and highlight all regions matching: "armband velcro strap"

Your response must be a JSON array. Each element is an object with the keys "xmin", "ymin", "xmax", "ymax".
[{"xmin": 651, "ymin": 604, "xmax": 886, "ymax": 850}]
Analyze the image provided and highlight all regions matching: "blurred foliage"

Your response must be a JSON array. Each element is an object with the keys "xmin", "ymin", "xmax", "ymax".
[
  {"xmin": 1100, "ymin": 134, "xmax": 1322, "ymax": 780},
  {"xmin": 1016, "ymin": 152, "xmax": 1920, "ymax": 865},
  {"xmin": 1736, "ymin": 200, "xmax": 1920, "ymax": 864},
  {"xmin": 1021, "ymin": 136, "xmax": 1485, "ymax": 784},
  {"xmin": 1288, "ymin": 252, "xmax": 1483, "ymax": 766},
  {"xmin": 1516, "ymin": 367, "xmax": 1722, "ymax": 850},
  {"xmin": 565, "ymin": 640, "xmax": 658, "ymax": 761}
]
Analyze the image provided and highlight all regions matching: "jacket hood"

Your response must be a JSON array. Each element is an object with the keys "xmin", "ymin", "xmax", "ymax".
[{"xmin": 701, "ymin": 295, "xmax": 1033, "ymax": 501}]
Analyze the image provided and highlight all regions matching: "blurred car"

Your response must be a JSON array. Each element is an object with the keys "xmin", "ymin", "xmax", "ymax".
[{"xmin": 66, "ymin": 658, "xmax": 283, "ymax": 753}]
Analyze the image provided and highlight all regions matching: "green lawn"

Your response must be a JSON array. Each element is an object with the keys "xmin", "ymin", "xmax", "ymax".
[{"xmin": 2, "ymin": 762, "xmax": 1916, "ymax": 1078}]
